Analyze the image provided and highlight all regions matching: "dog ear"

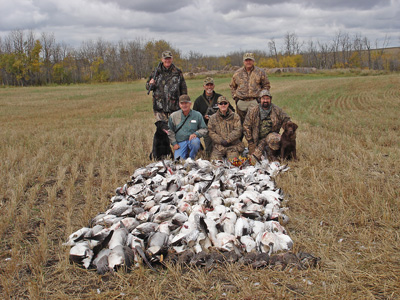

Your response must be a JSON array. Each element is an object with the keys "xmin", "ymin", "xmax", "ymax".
[{"xmin": 293, "ymin": 123, "xmax": 298, "ymax": 131}]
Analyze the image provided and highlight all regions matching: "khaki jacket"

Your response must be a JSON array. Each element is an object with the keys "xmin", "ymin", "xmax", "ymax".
[
  {"xmin": 208, "ymin": 109, "xmax": 245, "ymax": 152},
  {"xmin": 230, "ymin": 66, "xmax": 270, "ymax": 101}
]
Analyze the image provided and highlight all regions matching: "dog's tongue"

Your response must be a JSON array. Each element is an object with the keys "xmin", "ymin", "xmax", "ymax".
[{"xmin": 163, "ymin": 129, "xmax": 169, "ymax": 134}]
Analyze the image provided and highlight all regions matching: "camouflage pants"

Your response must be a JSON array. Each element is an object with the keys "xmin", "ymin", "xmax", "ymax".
[
  {"xmin": 203, "ymin": 134, "xmax": 213, "ymax": 158},
  {"xmin": 210, "ymin": 146, "xmax": 240, "ymax": 161},
  {"xmin": 154, "ymin": 111, "xmax": 170, "ymax": 122}
]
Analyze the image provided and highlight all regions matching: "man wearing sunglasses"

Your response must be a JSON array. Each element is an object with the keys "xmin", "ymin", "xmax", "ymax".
[{"xmin": 207, "ymin": 96, "xmax": 244, "ymax": 160}]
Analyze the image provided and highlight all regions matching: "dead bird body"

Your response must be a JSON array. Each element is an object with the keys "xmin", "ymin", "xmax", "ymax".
[{"xmin": 64, "ymin": 158, "xmax": 317, "ymax": 273}]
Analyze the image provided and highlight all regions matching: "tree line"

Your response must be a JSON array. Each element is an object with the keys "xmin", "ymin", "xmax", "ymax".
[{"xmin": 0, "ymin": 30, "xmax": 398, "ymax": 86}]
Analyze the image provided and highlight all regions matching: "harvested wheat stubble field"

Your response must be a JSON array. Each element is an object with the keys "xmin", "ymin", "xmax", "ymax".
[{"xmin": 0, "ymin": 73, "xmax": 399, "ymax": 299}]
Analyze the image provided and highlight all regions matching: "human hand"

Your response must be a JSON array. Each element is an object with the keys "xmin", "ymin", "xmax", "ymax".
[
  {"xmin": 173, "ymin": 144, "xmax": 180, "ymax": 150},
  {"xmin": 221, "ymin": 140, "xmax": 229, "ymax": 147},
  {"xmin": 189, "ymin": 134, "xmax": 197, "ymax": 141},
  {"xmin": 149, "ymin": 78, "xmax": 155, "ymax": 85}
]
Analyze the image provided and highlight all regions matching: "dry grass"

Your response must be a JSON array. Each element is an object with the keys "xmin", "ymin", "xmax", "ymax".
[{"xmin": 0, "ymin": 74, "xmax": 399, "ymax": 299}]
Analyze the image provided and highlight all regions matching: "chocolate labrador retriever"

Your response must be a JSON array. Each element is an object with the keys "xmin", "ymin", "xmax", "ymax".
[{"xmin": 280, "ymin": 121, "xmax": 298, "ymax": 161}]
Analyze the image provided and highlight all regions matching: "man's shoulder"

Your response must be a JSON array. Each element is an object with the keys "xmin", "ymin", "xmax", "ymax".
[
  {"xmin": 254, "ymin": 66, "xmax": 266, "ymax": 74},
  {"xmin": 234, "ymin": 67, "xmax": 245, "ymax": 74},
  {"xmin": 190, "ymin": 110, "xmax": 203, "ymax": 118},
  {"xmin": 170, "ymin": 110, "xmax": 182, "ymax": 120},
  {"xmin": 171, "ymin": 64, "xmax": 183, "ymax": 74}
]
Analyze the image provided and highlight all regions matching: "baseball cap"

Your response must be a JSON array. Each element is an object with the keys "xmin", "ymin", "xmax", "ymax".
[
  {"xmin": 162, "ymin": 50, "xmax": 173, "ymax": 59},
  {"xmin": 203, "ymin": 77, "xmax": 214, "ymax": 85},
  {"xmin": 243, "ymin": 53, "xmax": 255, "ymax": 61},
  {"xmin": 179, "ymin": 95, "xmax": 191, "ymax": 103}
]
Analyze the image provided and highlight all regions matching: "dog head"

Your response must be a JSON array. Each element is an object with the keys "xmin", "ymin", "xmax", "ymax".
[
  {"xmin": 283, "ymin": 121, "xmax": 298, "ymax": 135},
  {"xmin": 155, "ymin": 120, "xmax": 169, "ymax": 135}
]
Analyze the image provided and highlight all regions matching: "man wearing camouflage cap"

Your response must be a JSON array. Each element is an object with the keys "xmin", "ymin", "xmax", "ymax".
[
  {"xmin": 193, "ymin": 77, "xmax": 235, "ymax": 157},
  {"xmin": 230, "ymin": 52, "xmax": 271, "ymax": 124},
  {"xmin": 208, "ymin": 96, "xmax": 244, "ymax": 160},
  {"xmin": 146, "ymin": 50, "xmax": 187, "ymax": 121},
  {"xmin": 243, "ymin": 90, "xmax": 291, "ymax": 162}
]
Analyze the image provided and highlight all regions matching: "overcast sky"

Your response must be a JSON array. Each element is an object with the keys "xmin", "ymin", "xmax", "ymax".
[{"xmin": 1, "ymin": 0, "xmax": 399, "ymax": 56}]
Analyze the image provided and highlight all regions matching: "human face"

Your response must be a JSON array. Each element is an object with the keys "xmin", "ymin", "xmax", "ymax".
[
  {"xmin": 162, "ymin": 57, "xmax": 173, "ymax": 68},
  {"xmin": 243, "ymin": 59, "xmax": 254, "ymax": 70},
  {"xmin": 179, "ymin": 101, "xmax": 191, "ymax": 114},
  {"xmin": 260, "ymin": 95, "xmax": 271, "ymax": 109},
  {"xmin": 204, "ymin": 83, "xmax": 214, "ymax": 96},
  {"xmin": 218, "ymin": 101, "xmax": 229, "ymax": 114}
]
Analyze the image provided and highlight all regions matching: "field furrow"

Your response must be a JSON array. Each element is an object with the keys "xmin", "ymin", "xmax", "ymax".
[{"xmin": 1, "ymin": 73, "xmax": 399, "ymax": 299}]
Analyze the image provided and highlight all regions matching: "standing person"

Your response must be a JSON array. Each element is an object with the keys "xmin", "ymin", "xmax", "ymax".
[
  {"xmin": 146, "ymin": 50, "xmax": 187, "ymax": 121},
  {"xmin": 193, "ymin": 77, "xmax": 234, "ymax": 157},
  {"xmin": 168, "ymin": 95, "xmax": 208, "ymax": 160},
  {"xmin": 230, "ymin": 52, "xmax": 271, "ymax": 124},
  {"xmin": 243, "ymin": 90, "xmax": 291, "ymax": 162},
  {"xmin": 208, "ymin": 96, "xmax": 244, "ymax": 160}
]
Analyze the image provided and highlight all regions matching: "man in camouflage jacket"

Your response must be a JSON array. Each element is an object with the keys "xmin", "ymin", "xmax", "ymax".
[
  {"xmin": 243, "ymin": 90, "xmax": 291, "ymax": 161},
  {"xmin": 230, "ymin": 53, "xmax": 271, "ymax": 124},
  {"xmin": 146, "ymin": 50, "xmax": 187, "ymax": 121},
  {"xmin": 208, "ymin": 96, "xmax": 245, "ymax": 160}
]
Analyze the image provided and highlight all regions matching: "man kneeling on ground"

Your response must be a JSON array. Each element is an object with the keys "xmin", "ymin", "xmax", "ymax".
[
  {"xmin": 168, "ymin": 95, "xmax": 208, "ymax": 160},
  {"xmin": 208, "ymin": 96, "xmax": 244, "ymax": 160},
  {"xmin": 243, "ymin": 90, "xmax": 291, "ymax": 162}
]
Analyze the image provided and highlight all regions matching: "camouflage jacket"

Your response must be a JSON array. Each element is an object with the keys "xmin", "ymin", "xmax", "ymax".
[
  {"xmin": 193, "ymin": 91, "xmax": 235, "ymax": 124},
  {"xmin": 146, "ymin": 63, "xmax": 187, "ymax": 113},
  {"xmin": 243, "ymin": 104, "xmax": 290, "ymax": 144},
  {"xmin": 208, "ymin": 109, "xmax": 244, "ymax": 152},
  {"xmin": 230, "ymin": 66, "xmax": 270, "ymax": 101}
]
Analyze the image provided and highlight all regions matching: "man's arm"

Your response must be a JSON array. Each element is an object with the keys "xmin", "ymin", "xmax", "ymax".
[
  {"xmin": 227, "ymin": 114, "xmax": 243, "ymax": 143},
  {"xmin": 168, "ymin": 117, "xmax": 178, "ymax": 146},
  {"xmin": 229, "ymin": 75, "xmax": 238, "ymax": 103},
  {"xmin": 260, "ymin": 70, "xmax": 271, "ymax": 91},
  {"xmin": 243, "ymin": 110, "xmax": 253, "ymax": 142},
  {"xmin": 195, "ymin": 114, "xmax": 208, "ymax": 138},
  {"xmin": 179, "ymin": 71, "xmax": 188, "ymax": 95}
]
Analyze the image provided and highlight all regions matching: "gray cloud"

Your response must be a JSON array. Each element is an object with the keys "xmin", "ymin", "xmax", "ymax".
[
  {"xmin": 95, "ymin": 0, "xmax": 194, "ymax": 13},
  {"xmin": 0, "ymin": 0, "xmax": 398, "ymax": 56}
]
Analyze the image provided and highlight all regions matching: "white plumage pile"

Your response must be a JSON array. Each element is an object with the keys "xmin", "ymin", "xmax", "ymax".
[{"xmin": 64, "ymin": 158, "xmax": 308, "ymax": 274}]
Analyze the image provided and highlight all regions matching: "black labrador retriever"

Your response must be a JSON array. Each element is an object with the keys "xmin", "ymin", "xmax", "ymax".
[{"xmin": 149, "ymin": 120, "xmax": 173, "ymax": 160}]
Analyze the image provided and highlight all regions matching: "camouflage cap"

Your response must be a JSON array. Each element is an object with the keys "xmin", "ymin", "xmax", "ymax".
[
  {"xmin": 266, "ymin": 132, "xmax": 281, "ymax": 150},
  {"xmin": 217, "ymin": 96, "xmax": 228, "ymax": 104},
  {"xmin": 243, "ymin": 52, "xmax": 255, "ymax": 61},
  {"xmin": 203, "ymin": 77, "xmax": 214, "ymax": 85},
  {"xmin": 260, "ymin": 89, "xmax": 272, "ymax": 98},
  {"xmin": 162, "ymin": 50, "xmax": 173, "ymax": 59},
  {"xmin": 179, "ymin": 94, "xmax": 191, "ymax": 103}
]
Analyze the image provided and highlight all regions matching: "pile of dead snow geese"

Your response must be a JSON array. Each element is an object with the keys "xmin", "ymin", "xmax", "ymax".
[{"xmin": 64, "ymin": 158, "xmax": 319, "ymax": 274}]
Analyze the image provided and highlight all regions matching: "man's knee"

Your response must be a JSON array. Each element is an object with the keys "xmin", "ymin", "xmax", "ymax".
[{"xmin": 190, "ymin": 137, "xmax": 201, "ymax": 149}]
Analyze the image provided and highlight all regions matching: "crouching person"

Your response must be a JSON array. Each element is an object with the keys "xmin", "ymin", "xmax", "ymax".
[
  {"xmin": 168, "ymin": 95, "xmax": 208, "ymax": 160},
  {"xmin": 208, "ymin": 96, "xmax": 245, "ymax": 160},
  {"xmin": 243, "ymin": 90, "xmax": 291, "ymax": 163}
]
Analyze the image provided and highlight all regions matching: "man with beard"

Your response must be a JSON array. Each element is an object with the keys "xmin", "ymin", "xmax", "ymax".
[
  {"xmin": 193, "ymin": 77, "xmax": 235, "ymax": 157},
  {"xmin": 243, "ymin": 90, "xmax": 291, "ymax": 162},
  {"xmin": 146, "ymin": 50, "xmax": 187, "ymax": 121}
]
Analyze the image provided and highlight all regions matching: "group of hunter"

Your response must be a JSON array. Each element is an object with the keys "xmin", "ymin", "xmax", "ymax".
[{"xmin": 146, "ymin": 50, "xmax": 292, "ymax": 163}]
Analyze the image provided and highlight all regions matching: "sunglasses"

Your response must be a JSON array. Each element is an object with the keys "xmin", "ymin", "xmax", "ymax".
[{"xmin": 218, "ymin": 102, "xmax": 228, "ymax": 105}]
